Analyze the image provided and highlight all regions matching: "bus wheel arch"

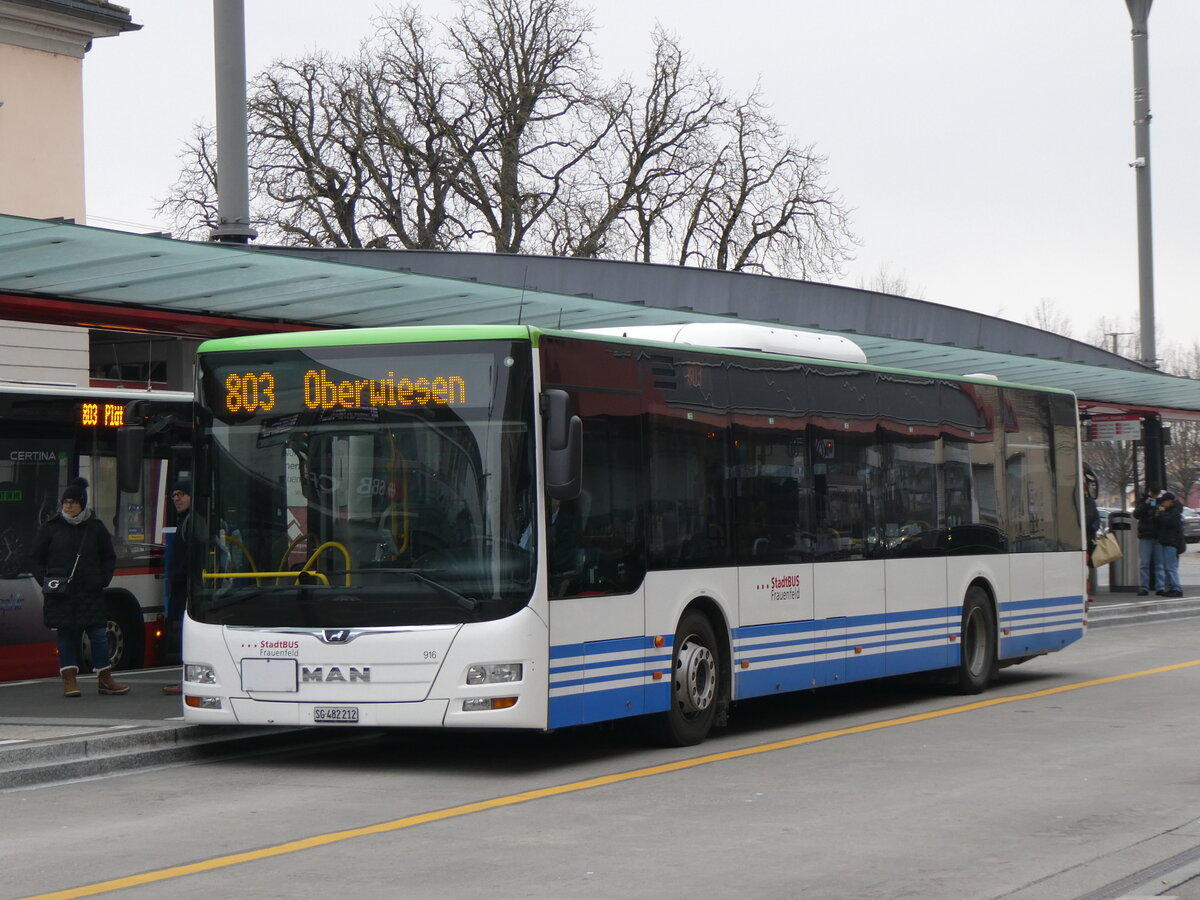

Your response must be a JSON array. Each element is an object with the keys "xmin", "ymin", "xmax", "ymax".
[
  {"xmin": 651, "ymin": 599, "xmax": 731, "ymax": 746},
  {"xmin": 956, "ymin": 580, "xmax": 998, "ymax": 694}
]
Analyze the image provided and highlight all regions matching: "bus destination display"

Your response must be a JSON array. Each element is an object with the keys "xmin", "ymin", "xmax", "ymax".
[
  {"xmin": 79, "ymin": 402, "xmax": 125, "ymax": 428},
  {"xmin": 224, "ymin": 369, "xmax": 468, "ymax": 414},
  {"xmin": 216, "ymin": 351, "xmax": 504, "ymax": 417}
]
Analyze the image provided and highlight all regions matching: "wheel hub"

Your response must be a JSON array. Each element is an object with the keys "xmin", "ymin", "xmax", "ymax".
[{"xmin": 675, "ymin": 635, "xmax": 716, "ymax": 716}]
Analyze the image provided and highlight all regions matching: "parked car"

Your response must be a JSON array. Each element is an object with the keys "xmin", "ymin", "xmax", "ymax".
[{"xmin": 1181, "ymin": 506, "xmax": 1200, "ymax": 543}]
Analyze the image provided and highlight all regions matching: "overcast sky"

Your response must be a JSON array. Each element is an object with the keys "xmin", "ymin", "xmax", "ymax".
[{"xmin": 82, "ymin": 1, "xmax": 1200, "ymax": 356}]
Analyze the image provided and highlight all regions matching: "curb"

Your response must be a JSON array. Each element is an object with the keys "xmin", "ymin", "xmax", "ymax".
[
  {"xmin": 1087, "ymin": 596, "xmax": 1200, "ymax": 628},
  {"xmin": 0, "ymin": 723, "xmax": 342, "ymax": 790}
]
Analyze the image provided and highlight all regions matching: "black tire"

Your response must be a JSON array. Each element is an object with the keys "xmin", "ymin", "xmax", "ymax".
[
  {"xmin": 89, "ymin": 600, "xmax": 140, "ymax": 671},
  {"xmin": 956, "ymin": 586, "xmax": 997, "ymax": 694},
  {"xmin": 650, "ymin": 612, "xmax": 722, "ymax": 746}
]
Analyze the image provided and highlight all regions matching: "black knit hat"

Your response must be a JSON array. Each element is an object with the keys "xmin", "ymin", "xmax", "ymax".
[
  {"xmin": 61, "ymin": 477, "xmax": 88, "ymax": 508},
  {"xmin": 172, "ymin": 479, "xmax": 192, "ymax": 495}
]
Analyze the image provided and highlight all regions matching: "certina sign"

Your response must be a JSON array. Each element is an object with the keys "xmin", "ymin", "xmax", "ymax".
[
  {"xmin": 9, "ymin": 450, "xmax": 59, "ymax": 462},
  {"xmin": 301, "ymin": 666, "xmax": 371, "ymax": 683}
]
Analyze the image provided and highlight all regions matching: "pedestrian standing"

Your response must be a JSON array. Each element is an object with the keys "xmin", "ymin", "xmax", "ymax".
[
  {"xmin": 162, "ymin": 479, "xmax": 191, "ymax": 695},
  {"xmin": 29, "ymin": 477, "xmax": 129, "ymax": 697},
  {"xmin": 1155, "ymin": 492, "xmax": 1184, "ymax": 598},
  {"xmin": 1134, "ymin": 489, "xmax": 1163, "ymax": 596}
]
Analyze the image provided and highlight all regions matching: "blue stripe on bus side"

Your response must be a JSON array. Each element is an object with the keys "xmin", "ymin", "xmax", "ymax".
[
  {"xmin": 548, "ymin": 636, "xmax": 671, "ymax": 728},
  {"xmin": 546, "ymin": 594, "xmax": 1085, "ymax": 726},
  {"xmin": 998, "ymin": 593, "xmax": 1084, "ymax": 657}
]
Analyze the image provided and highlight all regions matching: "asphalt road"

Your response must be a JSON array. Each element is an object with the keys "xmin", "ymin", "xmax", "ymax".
[{"xmin": 5, "ymin": 617, "xmax": 1200, "ymax": 900}]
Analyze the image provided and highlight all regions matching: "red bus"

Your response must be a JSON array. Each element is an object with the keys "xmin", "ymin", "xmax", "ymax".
[{"xmin": 0, "ymin": 383, "xmax": 191, "ymax": 681}]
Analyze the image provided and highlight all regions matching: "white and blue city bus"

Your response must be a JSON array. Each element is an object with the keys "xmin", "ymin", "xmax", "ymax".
[{"xmin": 178, "ymin": 324, "xmax": 1085, "ymax": 745}]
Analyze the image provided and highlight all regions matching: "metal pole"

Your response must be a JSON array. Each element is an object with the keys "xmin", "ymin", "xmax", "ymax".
[
  {"xmin": 211, "ymin": 0, "xmax": 256, "ymax": 243},
  {"xmin": 1125, "ymin": 0, "xmax": 1155, "ymax": 368}
]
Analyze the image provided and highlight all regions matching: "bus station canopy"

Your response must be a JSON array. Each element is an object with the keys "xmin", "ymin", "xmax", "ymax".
[{"xmin": 1, "ymin": 213, "xmax": 1198, "ymax": 420}]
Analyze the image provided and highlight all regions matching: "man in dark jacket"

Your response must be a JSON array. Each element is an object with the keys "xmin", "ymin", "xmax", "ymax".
[
  {"xmin": 1134, "ymin": 489, "xmax": 1163, "ymax": 596},
  {"xmin": 29, "ymin": 477, "xmax": 129, "ymax": 697},
  {"xmin": 162, "ymin": 479, "xmax": 192, "ymax": 695},
  {"xmin": 1155, "ymin": 492, "xmax": 1184, "ymax": 597}
]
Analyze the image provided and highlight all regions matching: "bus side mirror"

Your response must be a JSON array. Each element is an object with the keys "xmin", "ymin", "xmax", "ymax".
[
  {"xmin": 117, "ymin": 425, "xmax": 145, "ymax": 493},
  {"xmin": 541, "ymin": 389, "xmax": 581, "ymax": 500}
]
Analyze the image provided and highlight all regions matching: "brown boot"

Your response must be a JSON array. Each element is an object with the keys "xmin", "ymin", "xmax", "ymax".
[
  {"xmin": 97, "ymin": 667, "xmax": 130, "ymax": 695},
  {"xmin": 61, "ymin": 666, "xmax": 81, "ymax": 698}
]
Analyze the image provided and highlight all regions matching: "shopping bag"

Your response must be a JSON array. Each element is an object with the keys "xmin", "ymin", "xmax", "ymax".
[{"xmin": 1091, "ymin": 531, "xmax": 1122, "ymax": 567}]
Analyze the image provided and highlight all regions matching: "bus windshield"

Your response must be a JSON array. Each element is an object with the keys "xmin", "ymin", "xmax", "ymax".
[{"xmin": 192, "ymin": 339, "xmax": 536, "ymax": 627}]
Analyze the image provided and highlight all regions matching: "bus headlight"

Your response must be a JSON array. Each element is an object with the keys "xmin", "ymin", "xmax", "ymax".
[
  {"xmin": 185, "ymin": 695, "xmax": 223, "ymax": 710},
  {"xmin": 185, "ymin": 663, "xmax": 217, "ymax": 685},
  {"xmin": 463, "ymin": 697, "xmax": 518, "ymax": 711},
  {"xmin": 466, "ymin": 663, "xmax": 522, "ymax": 685}
]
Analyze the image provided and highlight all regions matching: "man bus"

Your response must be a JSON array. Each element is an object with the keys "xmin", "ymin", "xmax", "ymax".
[{"xmin": 176, "ymin": 324, "xmax": 1085, "ymax": 745}]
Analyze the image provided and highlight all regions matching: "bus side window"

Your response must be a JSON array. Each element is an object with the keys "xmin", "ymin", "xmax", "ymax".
[{"xmin": 552, "ymin": 413, "xmax": 645, "ymax": 599}]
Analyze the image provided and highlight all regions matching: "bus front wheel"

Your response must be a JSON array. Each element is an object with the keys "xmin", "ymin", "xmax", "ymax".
[
  {"xmin": 956, "ymin": 586, "xmax": 997, "ymax": 694},
  {"xmin": 652, "ymin": 611, "xmax": 721, "ymax": 746}
]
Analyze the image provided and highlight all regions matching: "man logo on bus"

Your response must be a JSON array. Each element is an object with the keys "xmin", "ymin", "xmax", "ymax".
[
  {"xmin": 322, "ymin": 629, "xmax": 351, "ymax": 643},
  {"xmin": 302, "ymin": 666, "xmax": 370, "ymax": 683}
]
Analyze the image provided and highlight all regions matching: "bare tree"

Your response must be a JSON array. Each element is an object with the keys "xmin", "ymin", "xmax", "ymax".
[
  {"xmin": 1083, "ymin": 440, "xmax": 1136, "ymax": 508},
  {"xmin": 671, "ymin": 89, "xmax": 853, "ymax": 277},
  {"xmin": 857, "ymin": 262, "xmax": 924, "ymax": 298},
  {"xmin": 357, "ymin": 6, "xmax": 474, "ymax": 249},
  {"xmin": 1025, "ymin": 298, "xmax": 1074, "ymax": 338},
  {"xmin": 249, "ymin": 55, "xmax": 387, "ymax": 248},
  {"xmin": 158, "ymin": 0, "xmax": 855, "ymax": 275},
  {"xmin": 157, "ymin": 124, "xmax": 220, "ymax": 240},
  {"xmin": 440, "ymin": 0, "xmax": 610, "ymax": 253},
  {"xmin": 558, "ymin": 27, "xmax": 724, "ymax": 261}
]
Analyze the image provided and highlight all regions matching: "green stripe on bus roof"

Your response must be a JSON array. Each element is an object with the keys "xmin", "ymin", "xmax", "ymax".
[{"xmin": 198, "ymin": 325, "xmax": 535, "ymax": 353}]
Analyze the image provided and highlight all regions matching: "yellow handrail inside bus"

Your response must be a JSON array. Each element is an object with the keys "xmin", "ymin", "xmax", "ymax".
[
  {"xmin": 222, "ymin": 534, "xmax": 259, "ymax": 573},
  {"xmin": 201, "ymin": 569, "xmax": 331, "ymax": 586},
  {"xmin": 395, "ymin": 457, "xmax": 410, "ymax": 554},
  {"xmin": 276, "ymin": 532, "xmax": 317, "ymax": 574},
  {"xmin": 382, "ymin": 445, "xmax": 409, "ymax": 556},
  {"xmin": 205, "ymin": 534, "xmax": 262, "ymax": 585},
  {"xmin": 301, "ymin": 541, "xmax": 352, "ymax": 587}
]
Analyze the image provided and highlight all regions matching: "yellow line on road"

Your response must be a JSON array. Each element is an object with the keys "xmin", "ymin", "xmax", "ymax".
[{"xmin": 22, "ymin": 658, "xmax": 1200, "ymax": 900}]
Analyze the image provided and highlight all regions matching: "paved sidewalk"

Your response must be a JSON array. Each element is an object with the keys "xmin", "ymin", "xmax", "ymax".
[
  {"xmin": 3, "ymin": 590, "xmax": 1198, "ymax": 790},
  {"xmin": 1088, "ymin": 586, "xmax": 1200, "ymax": 627},
  {"xmin": 0, "ymin": 667, "xmax": 321, "ymax": 790}
]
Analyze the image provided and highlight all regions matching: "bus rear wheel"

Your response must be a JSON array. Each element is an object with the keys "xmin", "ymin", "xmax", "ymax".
[
  {"xmin": 652, "ymin": 612, "xmax": 722, "ymax": 746},
  {"xmin": 956, "ymin": 586, "xmax": 996, "ymax": 694}
]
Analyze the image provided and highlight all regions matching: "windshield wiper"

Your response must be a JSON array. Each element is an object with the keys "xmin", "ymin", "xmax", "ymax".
[
  {"xmin": 332, "ymin": 566, "xmax": 478, "ymax": 610},
  {"xmin": 201, "ymin": 570, "xmax": 478, "ymax": 613},
  {"xmin": 197, "ymin": 584, "xmax": 294, "ymax": 612},
  {"xmin": 402, "ymin": 571, "xmax": 478, "ymax": 611}
]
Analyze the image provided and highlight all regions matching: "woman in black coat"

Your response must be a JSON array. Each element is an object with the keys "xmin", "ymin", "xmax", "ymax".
[{"xmin": 29, "ymin": 477, "xmax": 129, "ymax": 697}]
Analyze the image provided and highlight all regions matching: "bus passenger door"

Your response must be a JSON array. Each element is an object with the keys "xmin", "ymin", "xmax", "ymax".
[
  {"xmin": 543, "ymin": 401, "xmax": 647, "ymax": 729},
  {"xmin": 547, "ymin": 560, "xmax": 647, "ymax": 727}
]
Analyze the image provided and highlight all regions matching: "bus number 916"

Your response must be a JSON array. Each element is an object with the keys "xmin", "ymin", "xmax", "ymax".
[{"xmin": 225, "ymin": 372, "xmax": 276, "ymax": 413}]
